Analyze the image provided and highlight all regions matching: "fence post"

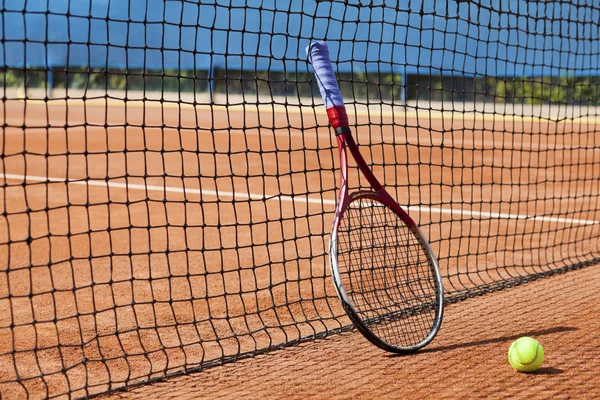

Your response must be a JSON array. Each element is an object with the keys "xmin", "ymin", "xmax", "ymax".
[{"xmin": 47, "ymin": 68, "xmax": 54, "ymax": 99}]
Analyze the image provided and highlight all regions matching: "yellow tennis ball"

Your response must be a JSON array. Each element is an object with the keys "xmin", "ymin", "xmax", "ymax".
[{"xmin": 508, "ymin": 337, "xmax": 544, "ymax": 372}]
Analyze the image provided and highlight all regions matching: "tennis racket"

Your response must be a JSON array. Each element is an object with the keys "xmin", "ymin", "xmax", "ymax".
[{"xmin": 307, "ymin": 41, "xmax": 444, "ymax": 353}]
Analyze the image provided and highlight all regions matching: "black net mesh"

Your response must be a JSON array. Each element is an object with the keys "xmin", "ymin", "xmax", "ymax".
[{"xmin": 1, "ymin": 0, "xmax": 599, "ymax": 398}]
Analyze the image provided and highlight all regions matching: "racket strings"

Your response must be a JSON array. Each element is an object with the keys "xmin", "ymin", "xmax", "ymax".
[{"xmin": 337, "ymin": 197, "xmax": 440, "ymax": 348}]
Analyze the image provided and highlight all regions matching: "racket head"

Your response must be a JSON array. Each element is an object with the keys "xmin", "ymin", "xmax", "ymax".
[{"xmin": 329, "ymin": 191, "xmax": 444, "ymax": 353}]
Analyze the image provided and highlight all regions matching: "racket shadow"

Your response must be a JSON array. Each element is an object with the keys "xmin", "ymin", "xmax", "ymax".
[{"xmin": 386, "ymin": 326, "xmax": 577, "ymax": 356}]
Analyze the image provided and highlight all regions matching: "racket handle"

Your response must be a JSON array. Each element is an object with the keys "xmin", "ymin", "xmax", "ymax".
[{"xmin": 306, "ymin": 41, "xmax": 349, "ymax": 129}]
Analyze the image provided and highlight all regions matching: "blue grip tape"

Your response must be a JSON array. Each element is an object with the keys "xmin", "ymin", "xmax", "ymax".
[{"xmin": 306, "ymin": 41, "xmax": 344, "ymax": 109}]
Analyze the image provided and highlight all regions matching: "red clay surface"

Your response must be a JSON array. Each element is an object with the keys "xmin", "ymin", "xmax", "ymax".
[
  {"xmin": 105, "ymin": 264, "xmax": 600, "ymax": 400},
  {"xmin": 1, "ymin": 99, "xmax": 599, "ymax": 399}
]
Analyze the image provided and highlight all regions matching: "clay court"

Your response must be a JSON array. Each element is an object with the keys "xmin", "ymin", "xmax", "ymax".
[
  {"xmin": 108, "ymin": 263, "xmax": 600, "ymax": 400},
  {"xmin": 1, "ymin": 97, "xmax": 599, "ymax": 398}
]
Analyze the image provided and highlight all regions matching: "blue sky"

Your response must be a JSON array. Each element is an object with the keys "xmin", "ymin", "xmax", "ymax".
[{"xmin": 1, "ymin": 0, "xmax": 598, "ymax": 76}]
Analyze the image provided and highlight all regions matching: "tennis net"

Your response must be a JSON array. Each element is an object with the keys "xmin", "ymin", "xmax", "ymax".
[{"xmin": 1, "ymin": 0, "xmax": 600, "ymax": 398}]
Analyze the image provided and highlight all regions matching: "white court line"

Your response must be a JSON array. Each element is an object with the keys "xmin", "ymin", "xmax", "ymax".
[
  {"xmin": 1, "ymin": 125, "xmax": 108, "ymax": 134},
  {"xmin": 1, "ymin": 173, "xmax": 597, "ymax": 226},
  {"xmin": 0, "ymin": 172, "xmax": 329, "ymax": 206},
  {"xmin": 2, "ymin": 118, "xmax": 113, "ymax": 133}
]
